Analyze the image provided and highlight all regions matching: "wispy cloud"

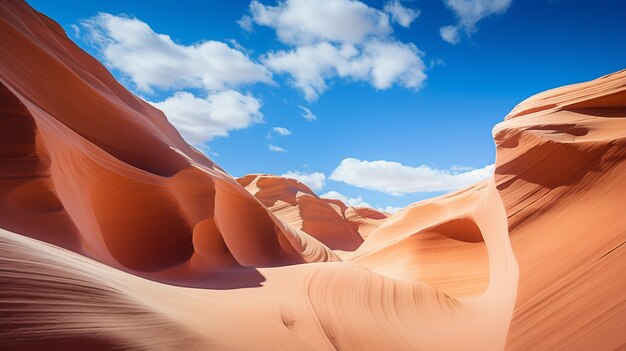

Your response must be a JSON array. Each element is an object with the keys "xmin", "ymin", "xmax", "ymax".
[
  {"xmin": 238, "ymin": 15, "xmax": 254, "ymax": 32},
  {"xmin": 269, "ymin": 144, "xmax": 287, "ymax": 152},
  {"xmin": 298, "ymin": 105, "xmax": 318, "ymax": 121},
  {"xmin": 272, "ymin": 127, "xmax": 291, "ymax": 136},
  {"xmin": 429, "ymin": 58, "xmax": 446, "ymax": 69},
  {"xmin": 440, "ymin": 0, "xmax": 512, "ymax": 44}
]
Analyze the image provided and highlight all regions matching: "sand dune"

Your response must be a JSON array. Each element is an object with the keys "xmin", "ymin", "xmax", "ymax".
[{"xmin": 0, "ymin": 1, "xmax": 624, "ymax": 350}]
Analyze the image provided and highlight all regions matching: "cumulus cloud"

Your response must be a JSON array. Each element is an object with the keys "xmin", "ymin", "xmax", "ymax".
[
  {"xmin": 264, "ymin": 40, "xmax": 425, "ymax": 100},
  {"xmin": 272, "ymin": 127, "xmax": 291, "ymax": 136},
  {"xmin": 265, "ymin": 43, "xmax": 350, "ymax": 100},
  {"xmin": 363, "ymin": 40, "xmax": 426, "ymax": 90},
  {"xmin": 330, "ymin": 158, "xmax": 494, "ymax": 195},
  {"xmin": 281, "ymin": 171, "xmax": 326, "ymax": 190},
  {"xmin": 269, "ymin": 144, "xmax": 287, "ymax": 152},
  {"xmin": 249, "ymin": 0, "xmax": 391, "ymax": 45},
  {"xmin": 298, "ymin": 105, "xmax": 318, "ymax": 121},
  {"xmin": 321, "ymin": 190, "xmax": 371, "ymax": 208},
  {"xmin": 80, "ymin": 13, "xmax": 273, "ymax": 145},
  {"xmin": 439, "ymin": 25, "xmax": 460, "ymax": 44},
  {"xmin": 246, "ymin": 0, "xmax": 427, "ymax": 100},
  {"xmin": 440, "ymin": 0, "xmax": 512, "ymax": 43},
  {"xmin": 150, "ymin": 90, "xmax": 263, "ymax": 144},
  {"xmin": 384, "ymin": 0, "xmax": 420, "ymax": 28},
  {"xmin": 81, "ymin": 13, "xmax": 271, "ymax": 93}
]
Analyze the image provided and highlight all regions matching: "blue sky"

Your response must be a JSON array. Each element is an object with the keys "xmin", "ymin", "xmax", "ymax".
[{"xmin": 28, "ymin": 0, "xmax": 626, "ymax": 212}]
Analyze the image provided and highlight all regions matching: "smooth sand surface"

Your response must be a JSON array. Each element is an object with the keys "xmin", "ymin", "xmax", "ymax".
[{"xmin": 1, "ymin": 1, "xmax": 624, "ymax": 350}]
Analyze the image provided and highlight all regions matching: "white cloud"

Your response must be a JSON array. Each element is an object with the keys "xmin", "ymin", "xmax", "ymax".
[
  {"xmin": 429, "ymin": 58, "xmax": 446, "ymax": 69},
  {"xmin": 269, "ymin": 144, "xmax": 287, "ymax": 152},
  {"xmin": 238, "ymin": 15, "xmax": 254, "ymax": 32},
  {"xmin": 81, "ymin": 13, "xmax": 271, "ymax": 93},
  {"xmin": 265, "ymin": 43, "xmax": 346, "ymax": 100},
  {"xmin": 249, "ymin": 0, "xmax": 392, "ymax": 45},
  {"xmin": 321, "ymin": 190, "xmax": 371, "ymax": 208},
  {"xmin": 150, "ymin": 90, "xmax": 263, "ymax": 144},
  {"xmin": 330, "ymin": 158, "xmax": 494, "ymax": 195},
  {"xmin": 439, "ymin": 25, "xmax": 460, "ymax": 44},
  {"xmin": 281, "ymin": 171, "xmax": 326, "ymax": 190},
  {"xmin": 70, "ymin": 24, "xmax": 81, "ymax": 38},
  {"xmin": 264, "ymin": 40, "xmax": 425, "ymax": 100},
  {"xmin": 445, "ymin": 0, "xmax": 512, "ymax": 31},
  {"xmin": 227, "ymin": 39, "xmax": 251, "ymax": 55},
  {"xmin": 272, "ymin": 127, "xmax": 291, "ymax": 136},
  {"xmin": 364, "ymin": 40, "xmax": 426, "ymax": 90},
  {"xmin": 247, "ymin": 0, "xmax": 427, "ymax": 100},
  {"xmin": 384, "ymin": 0, "xmax": 420, "ymax": 28},
  {"xmin": 450, "ymin": 164, "xmax": 474, "ymax": 172},
  {"xmin": 440, "ymin": 0, "xmax": 512, "ymax": 43},
  {"xmin": 298, "ymin": 105, "xmax": 318, "ymax": 121},
  {"xmin": 80, "ymin": 13, "xmax": 274, "ymax": 145},
  {"xmin": 322, "ymin": 190, "xmax": 405, "ymax": 213},
  {"xmin": 378, "ymin": 205, "xmax": 402, "ymax": 214}
]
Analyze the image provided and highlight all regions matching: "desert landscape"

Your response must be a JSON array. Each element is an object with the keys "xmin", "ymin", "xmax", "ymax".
[{"xmin": 1, "ymin": 0, "xmax": 625, "ymax": 350}]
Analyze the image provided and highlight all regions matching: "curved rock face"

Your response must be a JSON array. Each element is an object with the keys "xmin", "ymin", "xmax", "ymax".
[
  {"xmin": 0, "ymin": 1, "xmax": 624, "ymax": 350},
  {"xmin": 0, "ymin": 0, "xmax": 307, "ymax": 282},
  {"xmin": 237, "ymin": 174, "xmax": 387, "ymax": 252},
  {"xmin": 494, "ymin": 70, "xmax": 626, "ymax": 351}
]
